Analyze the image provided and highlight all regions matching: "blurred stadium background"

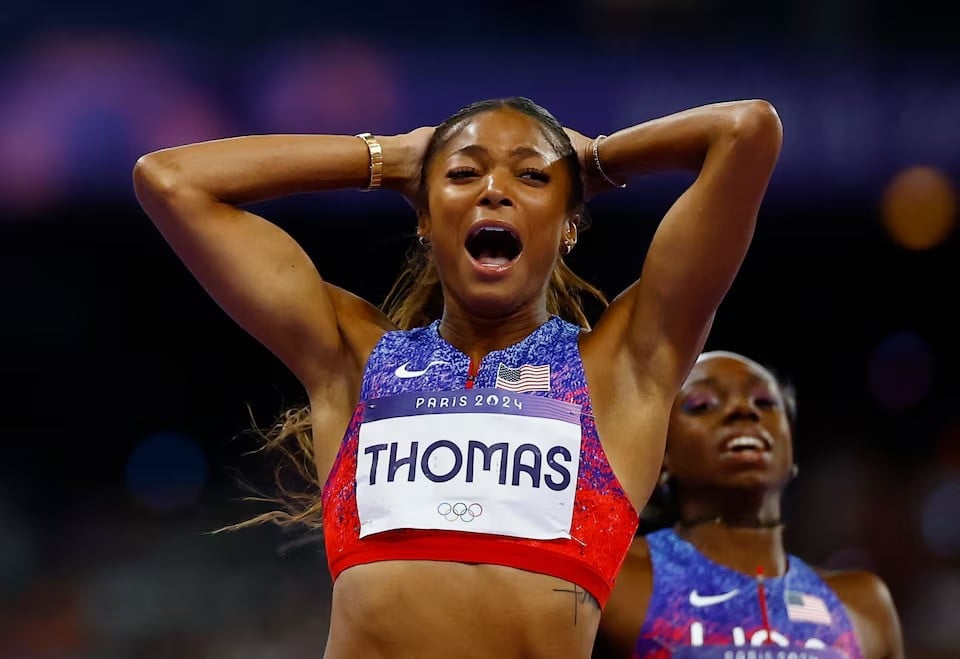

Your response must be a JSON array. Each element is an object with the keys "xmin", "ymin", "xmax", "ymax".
[{"xmin": 1, "ymin": 0, "xmax": 958, "ymax": 656}]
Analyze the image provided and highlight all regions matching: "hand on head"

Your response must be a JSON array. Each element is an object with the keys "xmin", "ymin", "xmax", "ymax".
[
  {"xmin": 380, "ymin": 125, "xmax": 436, "ymax": 206},
  {"xmin": 562, "ymin": 126, "xmax": 609, "ymax": 199}
]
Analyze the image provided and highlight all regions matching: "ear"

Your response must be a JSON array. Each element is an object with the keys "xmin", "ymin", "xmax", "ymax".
[
  {"xmin": 563, "ymin": 216, "xmax": 578, "ymax": 246},
  {"xmin": 417, "ymin": 208, "xmax": 432, "ymax": 239}
]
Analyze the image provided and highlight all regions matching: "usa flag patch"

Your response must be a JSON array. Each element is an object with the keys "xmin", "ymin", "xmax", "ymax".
[
  {"xmin": 495, "ymin": 363, "xmax": 551, "ymax": 393},
  {"xmin": 785, "ymin": 590, "xmax": 832, "ymax": 625}
]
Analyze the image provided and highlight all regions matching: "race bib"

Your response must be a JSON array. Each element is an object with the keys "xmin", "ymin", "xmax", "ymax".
[
  {"xmin": 673, "ymin": 648, "xmax": 847, "ymax": 659},
  {"xmin": 356, "ymin": 388, "xmax": 582, "ymax": 540}
]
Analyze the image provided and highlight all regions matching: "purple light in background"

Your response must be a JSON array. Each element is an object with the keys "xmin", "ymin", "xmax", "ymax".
[
  {"xmin": 250, "ymin": 39, "xmax": 403, "ymax": 134},
  {"xmin": 0, "ymin": 83, "xmax": 68, "ymax": 214},
  {"xmin": 125, "ymin": 432, "xmax": 207, "ymax": 513},
  {"xmin": 867, "ymin": 330, "xmax": 933, "ymax": 411},
  {"xmin": 921, "ymin": 479, "xmax": 960, "ymax": 557},
  {"xmin": 0, "ymin": 35, "xmax": 231, "ymax": 212}
]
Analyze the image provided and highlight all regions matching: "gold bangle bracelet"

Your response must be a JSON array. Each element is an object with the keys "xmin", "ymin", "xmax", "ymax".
[{"xmin": 355, "ymin": 132, "xmax": 383, "ymax": 191}]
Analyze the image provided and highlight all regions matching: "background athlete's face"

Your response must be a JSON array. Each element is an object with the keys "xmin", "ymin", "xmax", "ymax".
[{"xmin": 664, "ymin": 353, "xmax": 795, "ymax": 497}]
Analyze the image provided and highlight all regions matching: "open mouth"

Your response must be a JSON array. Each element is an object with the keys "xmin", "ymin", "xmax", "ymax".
[
  {"xmin": 465, "ymin": 223, "xmax": 522, "ymax": 269},
  {"xmin": 721, "ymin": 435, "xmax": 772, "ymax": 453}
]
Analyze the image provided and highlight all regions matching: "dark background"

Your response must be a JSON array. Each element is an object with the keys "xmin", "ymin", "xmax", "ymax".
[{"xmin": 1, "ymin": 1, "xmax": 958, "ymax": 656}]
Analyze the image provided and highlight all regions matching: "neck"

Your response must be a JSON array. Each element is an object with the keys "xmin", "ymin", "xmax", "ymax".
[
  {"xmin": 675, "ymin": 489, "xmax": 787, "ymax": 577},
  {"xmin": 438, "ymin": 297, "xmax": 549, "ymax": 362},
  {"xmin": 676, "ymin": 522, "xmax": 787, "ymax": 577}
]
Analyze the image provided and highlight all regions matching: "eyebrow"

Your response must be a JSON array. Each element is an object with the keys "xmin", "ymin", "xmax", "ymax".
[
  {"xmin": 451, "ymin": 144, "xmax": 547, "ymax": 159},
  {"xmin": 685, "ymin": 377, "xmax": 717, "ymax": 389}
]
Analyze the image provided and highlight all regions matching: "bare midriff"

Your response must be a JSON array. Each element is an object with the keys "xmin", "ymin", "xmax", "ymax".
[{"xmin": 323, "ymin": 560, "xmax": 601, "ymax": 659}]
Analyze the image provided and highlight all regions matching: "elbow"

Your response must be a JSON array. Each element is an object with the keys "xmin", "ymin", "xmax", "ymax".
[
  {"xmin": 730, "ymin": 100, "xmax": 783, "ymax": 158},
  {"xmin": 132, "ymin": 151, "xmax": 187, "ymax": 211}
]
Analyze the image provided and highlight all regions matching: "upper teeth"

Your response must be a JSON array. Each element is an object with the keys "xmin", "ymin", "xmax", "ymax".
[{"xmin": 727, "ymin": 436, "xmax": 766, "ymax": 450}]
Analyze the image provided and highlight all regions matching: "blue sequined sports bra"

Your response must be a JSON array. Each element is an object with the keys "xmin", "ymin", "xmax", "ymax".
[
  {"xmin": 633, "ymin": 529, "xmax": 863, "ymax": 658},
  {"xmin": 322, "ymin": 317, "xmax": 639, "ymax": 606}
]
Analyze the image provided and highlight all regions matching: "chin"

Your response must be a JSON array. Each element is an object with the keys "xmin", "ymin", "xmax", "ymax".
[
  {"xmin": 444, "ymin": 261, "xmax": 541, "ymax": 316},
  {"xmin": 724, "ymin": 472, "xmax": 787, "ymax": 492},
  {"xmin": 456, "ymin": 283, "xmax": 528, "ymax": 318}
]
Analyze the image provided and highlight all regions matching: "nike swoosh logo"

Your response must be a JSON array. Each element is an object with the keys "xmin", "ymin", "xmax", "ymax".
[
  {"xmin": 689, "ymin": 589, "xmax": 740, "ymax": 607},
  {"xmin": 395, "ymin": 360, "xmax": 451, "ymax": 379}
]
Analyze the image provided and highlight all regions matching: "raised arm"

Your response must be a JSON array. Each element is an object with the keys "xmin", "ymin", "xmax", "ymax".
[
  {"xmin": 588, "ymin": 100, "xmax": 783, "ymax": 393},
  {"xmin": 132, "ymin": 132, "xmax": 424, "ymax": 390}
]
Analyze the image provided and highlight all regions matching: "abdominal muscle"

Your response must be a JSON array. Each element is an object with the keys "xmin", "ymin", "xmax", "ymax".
[{"xmin": 323, "ymin": 560, "xmax": 601, "ymax": 659}]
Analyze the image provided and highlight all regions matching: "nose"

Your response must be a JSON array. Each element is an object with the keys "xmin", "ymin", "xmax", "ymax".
[
  {"xmin": 723, "ymin": 396, "xmax": 761, "ymax": 423},
  {"xmin": 478, "ymin": 171, "xmax": 514, "ymax": 209}
]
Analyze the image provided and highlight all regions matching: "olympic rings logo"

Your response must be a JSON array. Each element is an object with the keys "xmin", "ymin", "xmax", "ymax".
[{"xmin": 437, "ymin": 502, "xmax": 483, "ymax": 523}]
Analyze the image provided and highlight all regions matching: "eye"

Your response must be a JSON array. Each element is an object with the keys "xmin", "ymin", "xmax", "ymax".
[
  {"xmin": 447, "ymin": 167, "xmax": 478, "ymax": 180},
  {"xmin": 754, "ymin": 396, "xmax": 779, "ymax": 410},
  {"xmin": 682, "ymin": 393, "xmax": 718, "ymax": 414},
  {"xmin": 518, "ymin": 167, "xmax": 550, "ymax": 183},
  {"xmin": 752, "ymin": 388, "xmax": 780, "ymax": 410}
]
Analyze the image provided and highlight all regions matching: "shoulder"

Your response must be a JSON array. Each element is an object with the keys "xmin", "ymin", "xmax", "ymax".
[
  {"xmin": 819, "ymin": 568, "xmax": 896, "ymax": 614},
  {"xmin": 819, "ymin": 568, "xmax": 904, "ymax": 659}
]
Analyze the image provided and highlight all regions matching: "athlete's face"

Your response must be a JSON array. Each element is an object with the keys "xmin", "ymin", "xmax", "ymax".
[
  {"xmin": 664, "ymin": 353, "xmax": 794, "ymax": 494},
  {"xmin": 418, "ymin": 108, "xmax": 577, "ymax": 318}
]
